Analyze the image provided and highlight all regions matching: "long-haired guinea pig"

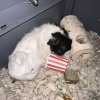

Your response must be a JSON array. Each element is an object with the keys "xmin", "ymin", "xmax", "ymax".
[{"xmin": 8, "ymin": 23, "xmax": 72, "ymax": 81}]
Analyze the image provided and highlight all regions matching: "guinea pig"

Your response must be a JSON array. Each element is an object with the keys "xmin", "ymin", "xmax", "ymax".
[{"xmin": 8, "ymin": 23, "xmax": 72, "ymax": 81}]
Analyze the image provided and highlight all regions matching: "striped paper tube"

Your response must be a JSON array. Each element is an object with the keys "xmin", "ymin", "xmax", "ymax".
[{"xmin": 46, "ymin": 53, "xmax": 69, "ymax": 72}]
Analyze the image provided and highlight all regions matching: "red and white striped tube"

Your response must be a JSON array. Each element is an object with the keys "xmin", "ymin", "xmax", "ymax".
[{"xmin": 46, "ymin": 53, "xmax": 69, "ymax": 72}]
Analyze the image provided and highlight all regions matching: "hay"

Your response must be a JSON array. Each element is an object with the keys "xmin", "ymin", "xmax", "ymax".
[{"xmin": 0, "ymin": 31, "xmax": 100, "ymax": 100}]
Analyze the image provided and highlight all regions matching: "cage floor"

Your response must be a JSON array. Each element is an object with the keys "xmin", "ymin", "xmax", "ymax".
[{"xmin": 0, "ymin": 31, "xmax": 100, "ymax": 100}]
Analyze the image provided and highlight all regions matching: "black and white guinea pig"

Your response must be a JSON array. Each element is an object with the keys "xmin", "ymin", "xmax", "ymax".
[{"xmin": 8, "ymin": 23, "xmax": 72, "ymax": 81}]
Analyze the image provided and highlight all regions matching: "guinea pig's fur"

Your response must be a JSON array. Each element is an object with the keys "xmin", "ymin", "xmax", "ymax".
[{"xmin": 8, "ymin": 23, "xmax": 72, "ymax": 81}]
